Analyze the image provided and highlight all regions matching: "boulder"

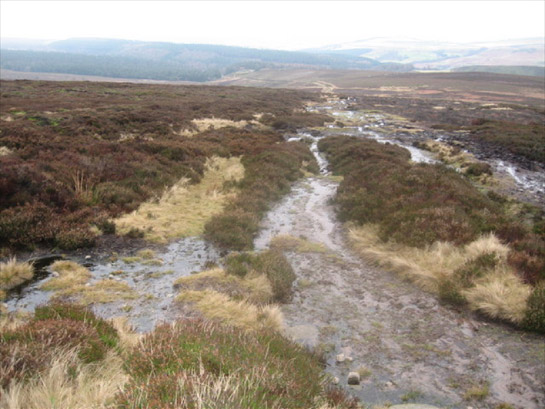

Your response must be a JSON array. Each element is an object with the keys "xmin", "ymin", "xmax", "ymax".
[{"xmin": 347, "ymin": 372, "xmax": 360, "ymax": 385}]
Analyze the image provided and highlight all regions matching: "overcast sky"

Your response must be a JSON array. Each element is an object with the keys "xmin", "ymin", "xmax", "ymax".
[{"xmin": 1, "ymin": 1, "xmax": 544, "ymax": 50}]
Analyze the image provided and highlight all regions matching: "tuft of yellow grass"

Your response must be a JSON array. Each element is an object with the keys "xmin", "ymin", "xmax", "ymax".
[
  {"xmin": 176, "ymin": 290, "xmax": 284, "ymax": 332},
  {"xmin": 348, "ymin": 224, "xmax": 531, "ymax": 324},
  {"xmin": 175, "ymin": 268, "xmax": 273, "ymax": 305},
  {"xmin": 114, "ymin": 156, "xmax": 244, "ymax": 242},
  {"xmin": 0, "ymin": 258, "xmax": 34, "ymax": 291},
  {"xmin": 74, "ymin": 280, "xmax": 139, "ymax": 305},
  {"xmin": 136, "ymin": 249, "xmax": 155, "ymax": 259},
  {"xmin": 270, "ymin": 235, "xmax": 328, "ymax": 254},
  {"xmin": 41, "ymin": 261, "xmax": 91, "ymax": 291},
  {"xmin": 41, "ymin": 261, "xmax": 138, "ymax": 305},
  {"xmin": 110, "ymin": 317, "xmax": 143, "ymax": 351},
  {"xmin": 0, "ymin": 348, "xmax": 128, "ymax": 409},
  {"xmin": 0, "ymin": 146, "xmax": 13, "ymax": 156},
  {"xmin": 178, "ymin": 117, "xmax": 265, "ymax": 136},
  {"xmin": 463, "ymin": 272, "xmax": 531, "ymax": 323}
]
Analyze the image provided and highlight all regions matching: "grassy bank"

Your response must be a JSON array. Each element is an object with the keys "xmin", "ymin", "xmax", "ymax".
[
  {"xmin": 0, "ymin": 80, "xmax": 327, "ymax": 253},
  {"xmin": 319, "ymin": 135, "xmax": 545, "ymax": 332}
]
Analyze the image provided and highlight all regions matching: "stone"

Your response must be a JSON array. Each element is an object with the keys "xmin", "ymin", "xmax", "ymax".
[
  {"xmin": 347, "ymin": 372, "xmax": 360, "ymax": 385},
  {"xmin": 332, "ymin": 376, "xmax": 339, "ymax": 385},
  {"xmin": 336, "ymin": 353, "xmax": 346, "ymax": 363},
  {"xmin": 85, "ymin": 255, "xmax": 91, "ymax": 260}
]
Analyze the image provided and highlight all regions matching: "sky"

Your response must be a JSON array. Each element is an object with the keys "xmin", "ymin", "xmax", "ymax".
[{"xmin": 1, "ymin": 1, "xmax": 544, "ymax": 50}]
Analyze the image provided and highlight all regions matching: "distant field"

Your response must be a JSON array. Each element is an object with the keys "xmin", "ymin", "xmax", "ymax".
[
  {"xmin": 0, "ymin": 69, "xmax": 192, "ymax": 84},
  {"xmin": 215, "ymin": 69, "xmax": 545, "ymax": 106}
]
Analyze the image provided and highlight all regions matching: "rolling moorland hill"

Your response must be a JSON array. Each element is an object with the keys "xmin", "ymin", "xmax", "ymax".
[
  {"xmin": 0, "ymin": 37, "xmax": 412, "ymax": 82},
  {"xmin": 308, "ymin": 37, "xmax": 545, "ymax": 72}
]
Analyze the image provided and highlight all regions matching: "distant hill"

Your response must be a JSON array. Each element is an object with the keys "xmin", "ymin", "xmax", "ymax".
[
  {"xmin": 0, "ymin": 38, "xmax": 413, "ymax": 82},
  {"xmin": 308, "ymin": 37, "xmax": 545, "ymax": 70},
  {"xmin": 453, "ymin": 65, "xmax": 545, "ymax": 77}
]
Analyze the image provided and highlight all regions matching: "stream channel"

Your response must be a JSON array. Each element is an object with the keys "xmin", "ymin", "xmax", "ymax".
[{"xmin": 5, "ymin": 97, "xmax": 544, "ymax": 409}]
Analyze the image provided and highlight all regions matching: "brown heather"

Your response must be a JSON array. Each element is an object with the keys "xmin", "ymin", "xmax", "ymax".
[{"xmin": 0, "ymin": 80, "xmax": 326, "ymax": 251}]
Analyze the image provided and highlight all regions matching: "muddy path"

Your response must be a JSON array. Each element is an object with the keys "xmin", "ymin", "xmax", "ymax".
[{"xmin": 254, "ymin": 101, "xmax": 544, "ymax": 408}]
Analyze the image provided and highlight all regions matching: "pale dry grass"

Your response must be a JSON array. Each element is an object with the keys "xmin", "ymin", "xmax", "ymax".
[
  {"xmin": 0, "ymin": 348, "xmax": 128, "ymax": 409},
  {"xmin": 128, "ymin": 368, "xmax": 287, "ymax": 409},
  {"xmin": 463, "ymin": 272, "xmax": 531, "ymax": 323},
  {"xmin": 40, "ymin": 261, "xmax": 91, "ymax": 291},
  {"xmin": 73, "ymin": 280, "xmax": 139, "ymax": 305},
  {"xmin": 176, "ymin": 290, "xmax": 284, "ymax": 332},
  {"xmin": 0, "ymin": 146, "xmax": 13, "ymax": 156},
  {"xmin": 0, "ymin": 258, "xmax": 34, "ymax": 291},
  {"xmin": 349, "ymin": 224, "xmax": 531, "ymax": 323},
  {"xmin": 110, "ymin": 317, "xmax": 143, "ymax": 351},
  {"xmin": 175, "ymin": 268, "xmax": 273, "ymax": 305},
  {"xmin": 270, "ymin": 234, "xmax": 328, "ymax": 254},
  {"xmin": 178, "ymin": 117, "xmax": 264, "ymax": 136},
  {"xmin": 135, "ymin": 249, "xmax": 155, "ymax": 259},
  {"xmin": 0, "ymin": 290, "xmax": 5, "ymax": 302},
  {"xmin": 41, "ymin": 261, "xmax": 138, "ymax": 305},
  {"xmin": 114, "ymin": 156, "xmax": 244, "ymax": 242},
  {"xmin": 0, "ymin": 312, "xmax": 28, "ymax": 332}
]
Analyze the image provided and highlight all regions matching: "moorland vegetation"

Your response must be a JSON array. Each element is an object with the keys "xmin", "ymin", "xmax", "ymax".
[
  {"xmin": 319, "ymin": 135, "xmax": 545, "ymax": 332},
  {"xmin": 0, "ymin": 80, "xmax": 327, "ymax": 253}
]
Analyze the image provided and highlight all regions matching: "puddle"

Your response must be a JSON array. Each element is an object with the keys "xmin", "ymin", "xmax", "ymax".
[{"xmin": 6, "ymin": 237, "xmax": 219, "ymax": 332}]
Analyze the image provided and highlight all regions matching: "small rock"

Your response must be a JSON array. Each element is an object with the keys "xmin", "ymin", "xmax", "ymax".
[
  {"xmin": 332, "ymin": 376, "xmax": 339, "ymax": 385},
  {"xmin": 336, "ymin": 353, "xmax": 346, "ymax": 363},
  {"xmin": 85, "ymin": 282, "xmax": 91, "ymax": 287},
  {"xmin": 167, "ymin": 293, "xmax": 173, "ymax": 298},
  {"xmin": 347, "ymin": 372, "xmax": 360, "ymax": 385},
  {"xmin": 85, "ymin": 255, "xmax": 91, "ymax": 260},
  {"xmin": 52, "ymin": 271, "xmax": 59, "ymax": 277}
]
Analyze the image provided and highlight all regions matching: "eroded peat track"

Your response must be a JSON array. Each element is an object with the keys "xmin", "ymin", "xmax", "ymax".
[{"xmin": 255, "ymin": 99, "xmax": 544, "ymax": 409}]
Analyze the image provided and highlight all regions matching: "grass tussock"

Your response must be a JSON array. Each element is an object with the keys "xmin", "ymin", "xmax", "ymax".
[
  {"xmin": 115, "ymin": 156, "xmax": 244, "ymax": 242},
  {"xmin": 176, "ymin": 290, "xmax": 284, "ymax": 332},
  {"xmin": 349, "ymin": 225, "xmax": 532, "ymax": 325},
  {"xmin": 41, "ymin": 261, "xmax": 137, "ymax": 305},
  {"xmin": 174, "ymin": 267, "xmax": 273, "ymax": 305},
  {"xmin": 40, "ymin": 260, "xmax": 91, "ymax": 291},
  {"xmin": 0, "ymin": 258, "xmax": 34, "ymax": 291},
  {"xmin": 270, "ymin": 234, "xmax": 328, "ymax": 253},
  {"xmin": 224, "ymin": 250, "xmax": 296, "ymax": 303}
]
